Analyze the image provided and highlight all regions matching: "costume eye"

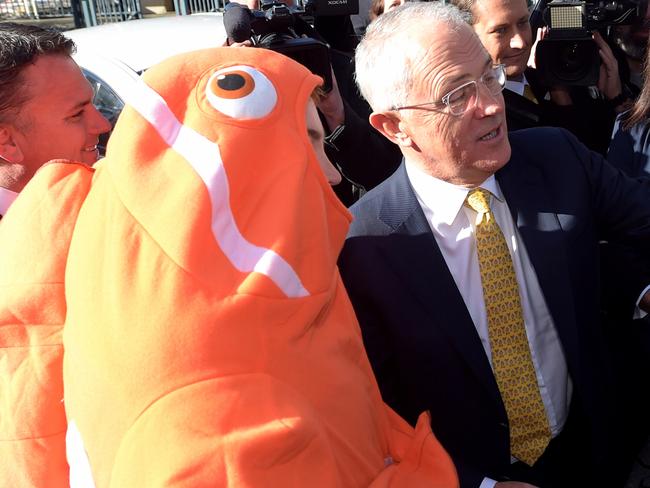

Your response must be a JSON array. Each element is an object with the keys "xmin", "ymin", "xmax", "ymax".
[
  {"xmin": 211, "ymin": 71, "xmax": 255, "ymax": 99},
  {"xmin": 205, "ymin": 65, "xmax": 277, "ymax": 119}
]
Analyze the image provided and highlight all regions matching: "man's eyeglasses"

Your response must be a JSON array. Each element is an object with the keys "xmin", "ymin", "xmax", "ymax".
[{"xmin": 391, "ymin": 64, "xmax": 506, "ymax": 116}]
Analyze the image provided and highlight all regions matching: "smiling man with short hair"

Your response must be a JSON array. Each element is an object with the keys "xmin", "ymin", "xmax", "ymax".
[
  {"xmin": 455, "ymin": 0, "xmax": 532, "ymax": 80},
  {"xmin": 450, "ymin": 0, "xmax": 540, "ymax": 131},
  {"xmin": 0, "ymin": 23, "xmax": 110, "ymax": 216}
]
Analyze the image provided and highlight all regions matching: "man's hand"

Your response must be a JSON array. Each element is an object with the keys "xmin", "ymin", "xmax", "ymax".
[
  {"xmin": 527, "ymin": 26, "xmax": 546, "ymax": 70},
  {"xmin": 228, "ymin": 0, "xmax": 259, "ymax": 8},
  {"xmin": 639, "ymin": 289, "xmax": 650, "ymax": 313},
  {"xmin": 495, "ymin": 482, "xmax": 540, "ymax": 488},
  {"xmin": 593, "ymin": 31, "xmax": 622, "ymax": 101},
  {"xmin": 529, "ymin": 27, "xmax": 573, "ymax": 105},
  {"xmin": 223, "ymin": 38, "xmax": 253, "ymax": 47},
  {"xmin": 223, "ymin": 39, "xmax": 253, "ymax": 47},
  {"xmin": 316, "ymin": 68, "xmax": 345, "ymax": 133}
]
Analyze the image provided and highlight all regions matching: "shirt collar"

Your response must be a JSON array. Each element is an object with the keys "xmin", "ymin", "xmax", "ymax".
[
  {"xmin": 505, "ymin": 74, "xmax": 529, "ymax": 96},
  {"xmin": 405, "ymin": 159, "xmax": 503, "ymax": 226},
  {"xmin": 0, "ymin": 186, "xmax": 19, "ymax": 216}
]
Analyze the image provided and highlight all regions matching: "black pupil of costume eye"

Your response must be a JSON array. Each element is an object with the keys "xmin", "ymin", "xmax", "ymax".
[{"xmin": 217, "ymin": 74, "xmax": 246, "ymax": 91}]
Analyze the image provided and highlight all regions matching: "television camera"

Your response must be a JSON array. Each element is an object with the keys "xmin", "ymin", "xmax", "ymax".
[
  {"xmin": 223, "ymin": 0, "xmax": 359, "ymax": 91},
  {"xmin": 535, "ymin": 0, "xmax": 647, "ymax": 85}
]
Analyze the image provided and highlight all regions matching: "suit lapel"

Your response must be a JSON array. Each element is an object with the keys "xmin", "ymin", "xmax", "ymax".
[
  {"xmin": 504, "ymin": 89, "xmax": 541, "ymax": 130},
  {"xmin": 496, "ymin": 155, "xmax": 581, "ymax": 372},
  {"xmin": 376, "ymin": 165, "xmax": 502, "ymax": 406}
]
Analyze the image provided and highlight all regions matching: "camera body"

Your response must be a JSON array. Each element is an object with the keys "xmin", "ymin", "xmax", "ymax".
[
  {"xmin": 303, "ymin": 0, "xmax": 359, "ymax": 16},
  {"xmin": 535, "ymin": 0, "xmax": 647, "ymax": 86},
  {"xmin": 224, "ymin": 0, "xmax": 359, "ymax": 92}
]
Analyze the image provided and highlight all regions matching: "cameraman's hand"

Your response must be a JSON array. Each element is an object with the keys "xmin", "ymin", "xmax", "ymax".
[
  {"xmin": 229, "ymin": 0, "xmax": 259, "ymax": 8},
  {"xmin": 530, "ymin": 27, "xmax": 573, "ymax": 106},
  {"xmin": 223, "ymin": 38, "xmax": 253, "ymax": 47},
  {"xmin": 317, "ymin": 68, "xmax": 345, "ymax": 132},
  {"xmin": 593, "ymin": 31, "xmax": 622, "ymax": 100},
  {"xmin": 527, "ymin": 26, "xmax": 546, "ymax": 70}
]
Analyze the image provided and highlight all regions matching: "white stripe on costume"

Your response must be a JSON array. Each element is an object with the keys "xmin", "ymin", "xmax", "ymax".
[
  {"xmin": 122, "ymin": 78, "xmax": 309, "ymax": 298},
  {"xmin": 66, "ymin": 420, "xmax": 97, "ymax": 488}
]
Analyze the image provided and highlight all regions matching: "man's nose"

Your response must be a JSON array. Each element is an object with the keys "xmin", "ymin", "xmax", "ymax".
[
  {"xmin": 511, "ymin": 32, "xmax": 526, "ymax": 49},
  {"xmin": 91, "ymin": 107, "xmax": 112, "ymax": 135},
  {"xmin": 474, "ymin": 82, "xmax": 503, "ymax": 116}
]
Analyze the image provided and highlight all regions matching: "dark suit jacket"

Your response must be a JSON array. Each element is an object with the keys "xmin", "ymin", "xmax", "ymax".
[
  {"xmin": 602, "ymin": 116, "xmax": 650, "ymax": 453},
  {"xmin": 339, "ymin": 128, "xmax": 650, "ymax": 487},
  {"xmin": 608, "ymin": 114, "xmax": 650, "ymax": 179},
  {"xmin": 503, "ymin": 87, "xmax": 542, "ymax": 131},
  {"xmin": 506, "ymin": 69, "xmax": 616, "ymax": 156},
  {"xmin": 605, "ymin": 114, "xmax": 650, "ymax": 318}
]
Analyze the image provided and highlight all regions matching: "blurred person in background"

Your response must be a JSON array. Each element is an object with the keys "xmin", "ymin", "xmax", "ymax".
[
  {"xmin": 226, "ymin": 0, "xmax": 403, "ymax": 205},
  {"xmin": 369, "ymin": 0, "xmax": 405, "ymax": 22},
  {"xmin": 451, "ymin": 0, "xmax": 626, "ymax": 154},
  {"xmin": 602, "ymin": 0, "xmax": 650, "ymax": 95},
  {"xmin": 604, "ymin": 40, "xmax": 650, "ymax": 463},
  {"xmin": 609, "ymin": 27, "xmax": 650, "ymax": 175}
]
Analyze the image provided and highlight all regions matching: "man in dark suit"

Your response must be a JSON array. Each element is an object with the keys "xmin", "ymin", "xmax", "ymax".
[
  {"xmin": 0, "ymin": 23, "xmax": 110, "ymax": 217},
  {"xmin": 449, "ymin": 0, "xmax": 540, "ymax": 131},
  {"xmin": 450, "ymin": 0, "xmax": 628, "ymax": 154},
  {"xmin": 341, "ymin": 3, "xmax": 650, "ymax": 487}
]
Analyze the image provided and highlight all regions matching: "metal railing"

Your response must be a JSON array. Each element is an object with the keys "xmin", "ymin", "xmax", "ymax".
[
  {"xmin": 80, "ymin": 0, "xmax": 142, "ymax": 25},
  {"xmin": 0, "ymin": 0, "xmax": 222, "ymax": 25},
  {"xmin": 0, "ymin": 0, "xmax": 72, "ymax": 18},
  {"xmin": 173, "ymin": 0, "xmax": 222, "ymax": 15}
]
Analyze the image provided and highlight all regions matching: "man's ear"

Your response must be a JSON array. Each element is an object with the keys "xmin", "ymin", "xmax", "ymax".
[
  {"xmin": 0, "ymin": 125, "xmax": 24, "ymax": 164},
  {"xmin": 369, "ymin": 111, "xmax": 413, "ymax": 148}
]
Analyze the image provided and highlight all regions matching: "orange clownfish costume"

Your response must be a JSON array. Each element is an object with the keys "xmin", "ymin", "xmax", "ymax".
[{"xmin": 0, "ymin": 47, "xmax": 457, "ymax": 487}]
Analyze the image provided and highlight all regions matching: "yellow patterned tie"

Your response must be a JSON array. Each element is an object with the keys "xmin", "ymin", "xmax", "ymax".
[
  {"xmin": 523, "ymin": 84, "xmax": 538, "ymax": 104},
  {"xmin": 465, "ymin": 188, "xmax": 551, "ymax": 466}
]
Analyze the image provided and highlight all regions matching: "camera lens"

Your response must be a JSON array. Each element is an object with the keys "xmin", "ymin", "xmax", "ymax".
[
  {"xmin": 536, "ymin": 37, "xmax": 600, "ymax": 85},
  {"xmin": 554, "ymin": 41, "xmax": 592, "ymax": 81}
]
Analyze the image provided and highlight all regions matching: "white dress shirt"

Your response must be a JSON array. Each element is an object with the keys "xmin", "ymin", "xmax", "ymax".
[
  {"xmin": 505, "ymin": 77, "xmax": 527, "ymax": 97},
  {"xmin": 405, "ymin": 161, "xmax": 573, "ymax": 488},
  {"xmin": 505, "ymin": 75, "xmax": 549, "ymax": 103},
  {"xmin": 0, "ymin": 186, "xmax": 18, "ymax": 217}
]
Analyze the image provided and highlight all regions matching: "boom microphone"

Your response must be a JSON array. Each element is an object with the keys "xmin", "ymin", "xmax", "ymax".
[{"xmin": 224, "ymin": 2, "xmax": 252, "ymax": 44}]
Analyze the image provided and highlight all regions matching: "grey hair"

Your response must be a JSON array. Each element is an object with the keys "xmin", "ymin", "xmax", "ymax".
[{"xmin": 355, "ymin": 1, "xmax": 471, "ymax": 112}]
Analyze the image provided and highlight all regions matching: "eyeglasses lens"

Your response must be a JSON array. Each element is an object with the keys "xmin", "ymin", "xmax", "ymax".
[{"xmin": 448, "ymin": 65, "xmax": 505, "ymax": 116}]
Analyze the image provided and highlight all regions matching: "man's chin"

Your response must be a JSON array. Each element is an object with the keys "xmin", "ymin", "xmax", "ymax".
[
  {"xmin": 80, "ymin": 150, "xmax": 100, "ymax": 165},
  {"xmin": 505, "ymin": 64, "xmax": 527, "ymax": 79},
  {"xmin": 487, "ymin": 140, "xmax": 512, "ymax": 173}
]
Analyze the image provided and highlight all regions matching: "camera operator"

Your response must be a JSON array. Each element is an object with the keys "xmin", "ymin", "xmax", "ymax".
[
  {"xmin": 225, "ymin": 0, "xmax": 402, "ymax": 205},
  {"xmin": 610, "ymin": 0, "xmax": 650, "ymax": 93},
  {"xmin": 451, "ymin": 0, "xmax": 629, "ymax": 155}
]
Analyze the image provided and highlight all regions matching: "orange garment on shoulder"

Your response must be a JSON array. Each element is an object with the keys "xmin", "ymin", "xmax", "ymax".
[
  {"xmin": 0, "ymin": 161, "xmax": 93, "ymax": 487},
  {"xmin": 1, "ymin": 47, "xmax": 458, "ymax": 488}
]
